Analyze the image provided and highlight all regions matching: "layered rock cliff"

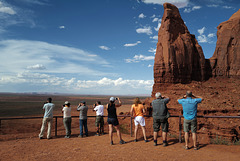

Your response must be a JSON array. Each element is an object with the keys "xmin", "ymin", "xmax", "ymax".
[
  {"xmin": 152, "ymin": 3, "xmax": 206, "ymax": 95},
  {"xmin": 210, "ymin": 9, "xmax": 240, "ymax": 77}
]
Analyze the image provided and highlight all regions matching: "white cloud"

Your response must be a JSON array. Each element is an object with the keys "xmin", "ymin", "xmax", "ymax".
[
  {"xmin": 148, "ymin": 64, "xmax": 153, "ymax": 68},
  {"xmin": 208, "ymin": 33, "xmax": 215, "ymax": 38},
  {"xmin": 138, "ymin": 13, "xmax": 146, "ymax": 18},
  {"xmin": 222, "ymin": 6, "xmax": 233, "ymax": 9},
  {"xmin": 154, "ymin": 20, "xmax": 161, "ymax": 31},
  {"xmin": 198, "ymin": 35, "xmax": 208, "ymax": 43},
  {"xmin": 152, "ymin": 17, "xmax": 158, "ymax": 22},
  {"xmin": 184, "ymin": 5, "xmax": 201, "ymax": 13},
  {"xmin": 0, "ymin": 39, "xmax": 110, "ymax": 76},
  {"xmin": 150, "ymin": 35, "xmax": 158, "ymax": 40},
  {"xmin": 99, "ymin": 45, "xmax": 110, "ymax": 50},
  {"xmin": 59, "ymin": 26, "xmax": 65, "ymax": 29},
  {"xmin": 148, "ymin": 48, "xmax": 156, "ymax": 53},
  {"xmin": 124, "ymin": 41, "xmax": 141, "ymax": 47},
  {"xmin": 0, "ymin": 2, "xmax": 16, "ymax": 15},
  {"xmin": 125, "ymin": 54, "xmax": 155, "ymax": 63},
  {"xmin": 150, "ymin": 14, "xmax": 156, "ymax": 18},
  {"xmin": 207, "ymin": 4, "xmax": 219, "ymax": 8},
  {"xmin": 141, "ymin": 0, "xmax": 189, "ymax": 8},
  {"xmin": 27, "ymin": 64, "xmax": 46, "ymax": 70},
  {"xmin": 136, "ymin": 26, "xmax": 152, "ymax": 35},
  {"xmin": 197, "ymin": 27, "xmax": 206, "ymax": 35}
]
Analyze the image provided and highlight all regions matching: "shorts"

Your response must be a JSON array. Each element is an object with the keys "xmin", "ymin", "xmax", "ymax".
[
  {"xmin": 95, "ymin": 116, "xmax": 104, "ymax": 127},
  {"xmin": 183, "ymin": 118, "xmax": 197, "ymax": 133},
  {"xmin": 134, "ymin": 116, "xmax": 145, "ymax": 126},
  {"xmin": 153, "ymin": 118, "xmax": 169, "ymax": 132},
  {"xmin": 107, "ymin": 117, "xmax": 119, "ymax": 126}
]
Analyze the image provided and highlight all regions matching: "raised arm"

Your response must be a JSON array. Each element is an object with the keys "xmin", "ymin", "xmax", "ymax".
[
  {"xmin": 192, "ymin": 94, "xmax": 204, "ymax": 101},
  {"xmin": 115, "ymin": 97, "xmax": 122, "ymax": 107}
]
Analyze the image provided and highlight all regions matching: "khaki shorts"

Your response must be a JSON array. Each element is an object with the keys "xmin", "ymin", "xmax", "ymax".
[
  {"xmin": 95, "ymin": 116, "xmax": 104, "ymax": 127},
  {"xmin": 153, "ymin": 118, "xmax": 169, "ymax": 132},
  {"xmin": 183, "ymin": 118, "xmax": 197, "ymax": 133}
]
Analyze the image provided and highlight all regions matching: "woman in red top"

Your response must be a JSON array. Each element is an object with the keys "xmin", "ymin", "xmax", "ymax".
[{"xmin": 130, "ymin": 97, "xmax": 148, "ymax": 142}]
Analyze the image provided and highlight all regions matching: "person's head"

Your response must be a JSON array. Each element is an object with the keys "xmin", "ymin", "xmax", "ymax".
[
  {"xmin": 109, "ymin": 97, "xmax": 115, "ymax": 105},
  {"xmin": 134, "ymin": 97, "xmax": 141, "ymax": 106},
  {"xmin": 186, "ymin": 91, "xmax": 192, "ymax": 97},
  {"xmin": 64, "ymin": 101, "xmax": 70, "ymax": 107},
  {"xmin": 155, "ymin": 92, "xmax": 161, "ymax": 99},
  {"xmin": 47, "ymin": 97, "xmax": 52, "ymax": 103},
  {"xmin": 96, "ymin": 101, "xmax": 101, "ymax": 105},
  {"xmin": 80, "ymin": 101, "xmax": 86, "ymax": 106}
]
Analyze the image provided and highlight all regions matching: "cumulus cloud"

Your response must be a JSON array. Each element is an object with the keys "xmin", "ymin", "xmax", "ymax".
[
  {"xmin": 99, "ymin": 45, "xmax": 110, "ymax": 50},
  {"xmin": 208, "ymin": 33, "xmax": 215, "ymax": 38},
  {"xmin": 184, "ymin": 5, "xmax": 201, "ymax": 13},
  {"xmin": 148, "ymin": 48, "xmax": 156, "ymax": 53},
  {"xmin": 152, "ymin": 17, "xmax": 158, "ymax": 22},
  {"xmin": 124, "ymin": 41, "xmax": 141, "ymax": 47},
  {"xmin": 140, "ymin": 0, "xmax": 189, "ymax": 8},
  {"xmin": 0, "ymin": 2, "xmax": 16, "ymax": 15},
  {"xmin": 27, "ymin": 64, "xmax": 46, "ymax": 70},
  {"xmin": 150, "ymin": 35, "xmax": 158, "ymax": 40},
  {"xmin": 136, "ymin": 26, "xmax": 152, "ymax": 35},
  {"xmin": 138, "ymin": 13, "xmax": 146, "ymax": 18},
  {"xmin": 198, "ymin": 27, "xmax": 206, "ymax": 35},
  {"xmin": 125, "ymin": 54, "xmax": 155, "ymax": 63},
  {"xmin": 59, "ymin": 26, "xmax": 65, "ymax": 29}
]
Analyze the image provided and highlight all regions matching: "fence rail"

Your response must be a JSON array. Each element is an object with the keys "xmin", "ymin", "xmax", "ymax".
[{"xmin": 1, "ymin": 115, "xmax": 240, "ymax": 142}]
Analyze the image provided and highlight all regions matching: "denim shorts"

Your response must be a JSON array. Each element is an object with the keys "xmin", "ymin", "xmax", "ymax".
[{"xmin": 107, "ymin": 117, "xmax": 119, "ymax": 126}]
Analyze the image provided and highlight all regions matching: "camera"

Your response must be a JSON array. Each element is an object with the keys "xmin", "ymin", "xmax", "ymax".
[{"xmin": 115, "ymin": 97, "xmax": 118, "ymax": 100}]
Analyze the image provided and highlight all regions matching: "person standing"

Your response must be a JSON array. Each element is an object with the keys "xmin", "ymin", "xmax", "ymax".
[
  {"xmin": 178, "ymin": 91, "xmax": 203, "ymax": 150},
  {"xmin": 107, "ymin": 97, "xmax": 125, "ymax": 145},
  {"xmin": 62, "ymin": 101, "xmax": 72, "ymax": 138},
  {"xmin": 151, "ymin": 92, "xmax": 170, "ymax": 146},
  {"xmin": 39, "ymin": 97, "xmax": 55, "ymax": 139},
  {"xmin": 77, "ymin": 101, "xmax": 88, "ymax": 137},
  {"xmin": 93, "ymin": 101, "xmax": 104, "ymax": 136},
  {"xmin": 130, "ymin": 97, "xmax": 148, "ymax": 142}
]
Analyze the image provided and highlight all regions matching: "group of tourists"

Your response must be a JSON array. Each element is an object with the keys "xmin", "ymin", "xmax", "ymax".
[{"xmin": 39, "ymin": 90, "xmax": 203, "ymax": 150}]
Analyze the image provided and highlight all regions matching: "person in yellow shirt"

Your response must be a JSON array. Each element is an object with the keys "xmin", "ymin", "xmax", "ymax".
[{"xmin": 130, "ymin": 97, "xmax": 148, "ymax": 142}]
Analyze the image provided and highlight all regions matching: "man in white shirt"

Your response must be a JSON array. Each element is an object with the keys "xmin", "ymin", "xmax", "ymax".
[{"xmin": 93, "ymin": 101, "xmax": 104, "ymax": 136}]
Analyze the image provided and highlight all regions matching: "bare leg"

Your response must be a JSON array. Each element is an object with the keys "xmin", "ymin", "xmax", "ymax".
[
  {"xmin": 134, "ymin": 125, "xmax": 138, "ymax": 140},
  {"xmin": 115, "ymin": 125, "xmax": 122, "ymax": 141},
  {"xmin": 192, "ymin": 133, "xmax": 197, "ymax": 147},
  {"xmin": 141, "ymin": 126, "xmax": 147, "ymax": 140},
  {"xmin": 162, "ymin": 132, "xmax": 167, "ymax": 142},
  {"xmin": 154, "ymin": 131, "xmax": 158, "ymax": 141},
  {"xmin": 108, "ymin": 124, "xmax": 113, "ymax": 142},
  {"xmin": 185, "ymin": 132, "xmax": 189, "ymax": 147}
]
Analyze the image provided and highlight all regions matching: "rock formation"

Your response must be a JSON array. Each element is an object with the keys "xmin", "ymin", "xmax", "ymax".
[
  {"xmin": 210, "ymin": 9, "xmax": 240, "ymax": 77},
  {"xmin": 152, "ymin": 3, "xmax": 206, "ymax": 95}
]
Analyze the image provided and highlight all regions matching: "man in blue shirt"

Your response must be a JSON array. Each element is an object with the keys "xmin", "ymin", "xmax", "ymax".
[{"xmin": 178, "ymin": 91, "xmax": 203, "ymax": 150}]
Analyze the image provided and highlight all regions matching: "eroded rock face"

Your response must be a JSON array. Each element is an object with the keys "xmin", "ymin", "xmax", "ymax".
[
  {"xmin": 152, "ymin": 3, "xmax": 206, "ymax": 95},
  {"xmin": 210, "ymin": 9, "xmax": 240, "ymax": 77}
]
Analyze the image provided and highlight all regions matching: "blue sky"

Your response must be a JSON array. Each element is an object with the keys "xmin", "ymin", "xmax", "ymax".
[{"xmin": 0, "ymin": 0, "xmax": 239, "ymax": 95}]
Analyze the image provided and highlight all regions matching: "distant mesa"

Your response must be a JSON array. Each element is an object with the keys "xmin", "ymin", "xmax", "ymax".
[{"xmin": 152, "ymin": 3, "xmax": 240, "ymax": 96}]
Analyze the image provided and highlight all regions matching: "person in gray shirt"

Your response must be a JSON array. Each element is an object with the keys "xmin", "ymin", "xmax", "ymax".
[
  {"xmin": 151, "ymin": 92, "xmax": 170, "ymax": 147},
  {"xmin": 77, "ymin": 101, "xmax": 88, "ymax": 137}
]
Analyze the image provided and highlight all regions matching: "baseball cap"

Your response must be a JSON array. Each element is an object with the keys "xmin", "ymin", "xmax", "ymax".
[
  {"xmin": 155, "ymin": 92, "xmax": 161, "ymax": 98},
  {"xmin": 109, "ymin": 97, "xmax": 115, "ymax": 102}
]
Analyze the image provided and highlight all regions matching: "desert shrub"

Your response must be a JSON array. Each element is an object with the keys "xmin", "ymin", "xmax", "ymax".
[{"xmin": 210, "ymin": 135, "xmax": 230, "ymax": 145}]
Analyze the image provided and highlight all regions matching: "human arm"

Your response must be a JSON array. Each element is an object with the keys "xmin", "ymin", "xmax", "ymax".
[
  {"xmin": 191, "ymin": 94, "xmax": 204, "ymax": 101},
  {"xmin": 77, "ymin": 104, "xmax": 81, "ymax": 111},
  {"xmin": 115, "ymin": 97, "xmax": 122, "ymax": 107}
]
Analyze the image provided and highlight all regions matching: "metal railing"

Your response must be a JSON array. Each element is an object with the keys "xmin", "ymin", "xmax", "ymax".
[{"xmin": 1, "ymin": 115, "xmax": 240, "ymax": 142}]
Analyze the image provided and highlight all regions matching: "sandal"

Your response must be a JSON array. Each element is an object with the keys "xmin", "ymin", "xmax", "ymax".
[
  {"xmin": 194, "ymin": 146, "xmax": 199, "ymax": 150},
  {"xmin": 184, "ymin": 146, "xmax": 189, "ymax": 150}
]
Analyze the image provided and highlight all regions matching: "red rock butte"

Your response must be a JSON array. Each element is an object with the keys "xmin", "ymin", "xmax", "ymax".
[{"xmin": 152, "ymin": 3, "xmax": 240, "ymax": 96}]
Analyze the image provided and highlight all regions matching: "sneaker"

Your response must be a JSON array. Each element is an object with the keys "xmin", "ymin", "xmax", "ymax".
[
  {"xmin": 110, "ymin": 141, "xmax": 113, "ymax": 145},
  {"xmin": 95, "ymin": 133, "xmax": 100, "ymax": 136},
  {"xmin": 47, "ymin": 137, "xmax": 52, "ymax": 140},
  {"xmin": 64, "ymin": 136, "xmax": 70, "ymax": 138},
  {"xmin": 154, "ymin": 142, "xmax": 157, "ymax": 146},
  {"xmin": 144, "ymin": 140, "xmax": 149, "ymax": 143},
  {"xmin": 119, "ymin": 140, "xmax": 126, "ymax": 144},
  {"xmin": 134, "ymin": 139, "xmax": 138, "ymax": 142},
  {"xmin": 163, "ymin": 142, "xmax": 168, "ymax": 147},
  {"xmin": 194, "ymin": 146, "xmax": 199, "ymax": 150},
  {"xmin": 78, "ymin": 135, "xmax": 83, "ymax": 138}
]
